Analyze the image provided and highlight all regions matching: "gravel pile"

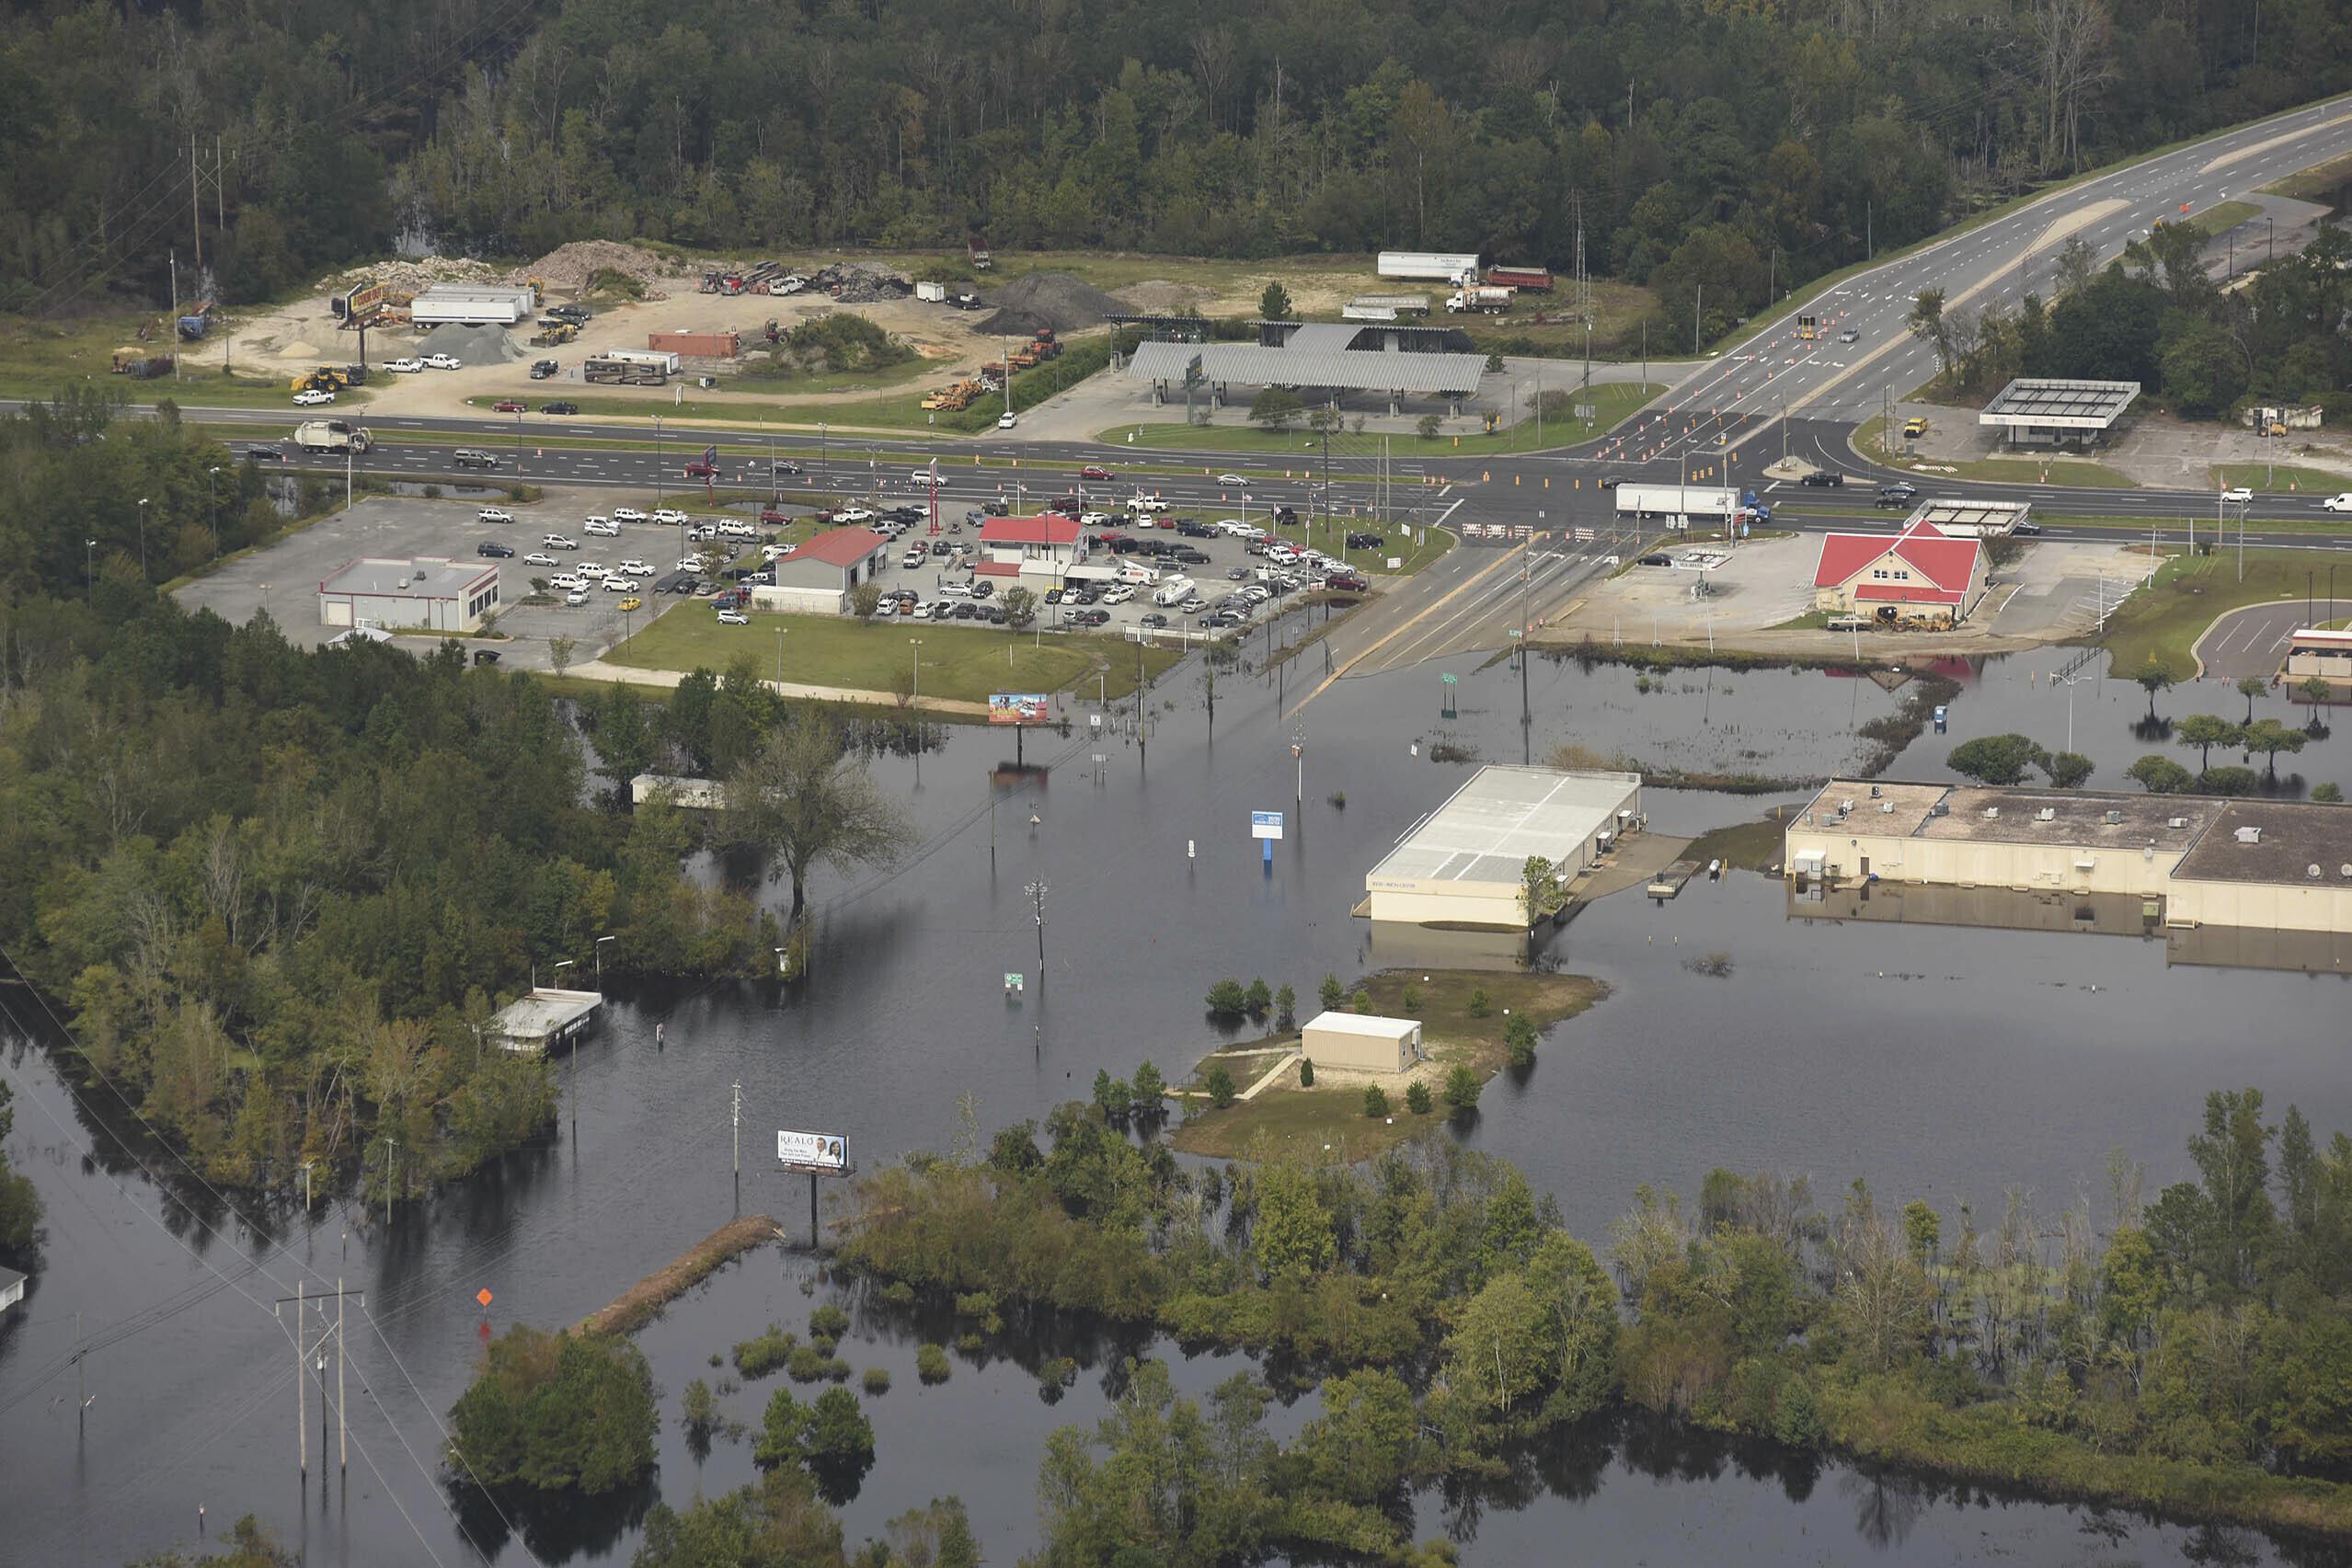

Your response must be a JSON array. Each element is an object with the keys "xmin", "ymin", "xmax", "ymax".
[
  {"xmin": 516, "ymin": 241, "xmax": 677, "ymax": 297},
  {"xmin": 414, "ymin": 323, "xmax": 525, "ymax": 363},
  {"xmin": 971, "ymin": 271, "xmax": 1124, "ymax": 337}
]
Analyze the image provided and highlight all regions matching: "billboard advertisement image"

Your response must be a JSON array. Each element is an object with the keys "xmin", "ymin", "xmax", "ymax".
[
  {"xmin": 776, "ymin": 1130, "xmax": 849, "ymax": 1172},
  {"xmin": 989, "ymin": 692, "xmax": 1050, "ymax": 726}
]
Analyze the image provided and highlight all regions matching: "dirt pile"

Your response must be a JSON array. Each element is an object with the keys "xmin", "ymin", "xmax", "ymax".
[
  {"xmin": 516, "ymin": 241, "xmax": 677, "ymax": 298},
  {"xmin": 972, "ymin": 271, "xmax": 1124, "ymax": 337},
  {"xmin": 318, "ymin": 256, "xmax": 501, "ymax": 294},
  {"xmin": 804, "ymin": 260, "xmax": 913, "ymax": 303},
  {"xmin": 415, "ymin": 323, "xmax": 524, "ymax": 363}
]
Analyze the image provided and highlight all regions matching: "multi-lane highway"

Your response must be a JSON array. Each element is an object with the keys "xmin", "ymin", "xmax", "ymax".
[{"xmin": 1621, "ymin": 94, "xmax": 2352, "ymax": 463}]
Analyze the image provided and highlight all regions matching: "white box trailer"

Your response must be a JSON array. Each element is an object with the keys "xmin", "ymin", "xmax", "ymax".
[
  {"xmin": 1377, "ymin": 251, "xmax": 1480, "ymax": 283},
  {"xmin": 914, "ymin": 281, "xmax": 947, "ymax": 303},
  {"xmin": 1351, "ymin": 292, "xmax": 1431, "ymax": 315},
  {"xmin": 409, "ymin": 284, "xmax": 539, "ymax": 326},
  {"xmin": 1342, "ymin": 303, "xmax": 1398, "ymax": 322},
  {"xmin": 1614, "ymin": 485, "xmax": 1742, "ymax": 525}
]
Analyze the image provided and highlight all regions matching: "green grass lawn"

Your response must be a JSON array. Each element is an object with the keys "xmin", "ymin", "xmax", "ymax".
[
  {"xmin": 2209, "ymin": 464, "xmax": 2349, "ymax": 496},
  {"xmin": 1103, "ymin": 381, "xmax": 1662, "ymax": 458},
  {"xmin": 608, "ymin": 609, "xmax": 1179, "ymax": 703},
  {"xmin": 461, "ymin": 356, "xmax": 935, "ymax": 417},
  {"xmin": 0, "ymin": 311, "xmax": 376, "ymax": 408},
  {"xmin": 1913, "ymin": 456, "xmax": 2137, "ymax": 487},
  {"xmin": 1169, "ymin": 970, "xmax": 1606, "ymax": 1162},
  {"xmin": 2186, "ymin": 200, "xmax": 2263, "ymax": 236},
  {"xmin": 2091, "ymin": 547, "xmax": 2328, "ymax": 674}
]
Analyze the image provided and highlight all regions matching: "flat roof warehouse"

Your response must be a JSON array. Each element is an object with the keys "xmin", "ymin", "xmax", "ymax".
[{"xmin": 1126, "ymin": 321, "xmax": 1489, "ymax": 395}]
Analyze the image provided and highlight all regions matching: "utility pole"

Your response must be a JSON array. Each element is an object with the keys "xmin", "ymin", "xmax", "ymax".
[
  {"xmin": 731, "ymin": 1081, "xmax": 743, "ymax": 1176},
  {"xmin": 1693, "ymin": 282, "xmax": 1703, "ymax": 354},
  {"xmin": 382, "ymin": 1138, "xmax": 396, "ymax": 1225},
  {"xmin": 1292, "ymin": 722, "xmax": 1305, "ymax": 805},
  {"xmin": 74, "ymin": 1311, "xmax": 85, "ymax": 1433},
  {"xmin": 1025, "ymin": 880, "xmax": 1048, "ymax": 983},
  {"xmin": 274, "ymin": 1285, "xmax": 363, "ymax": 1477},
  {"xmin": 169, "ymin": 252, "xmax": 181, "ymax": 383}
]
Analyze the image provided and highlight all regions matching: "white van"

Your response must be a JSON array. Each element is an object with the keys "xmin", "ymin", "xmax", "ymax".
[
  {"xmin": 1152, "ymin": 576, "xmax": 1194, "ymax": 607},
  {"xmin": 1116, "ymin": 559, "xmax": 1162, "ymax": 586}
]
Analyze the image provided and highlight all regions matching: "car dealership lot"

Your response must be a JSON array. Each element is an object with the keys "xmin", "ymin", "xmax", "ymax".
[{"xmin": 172, "ymin": 493, "xmax": 685, "ymax": 654}]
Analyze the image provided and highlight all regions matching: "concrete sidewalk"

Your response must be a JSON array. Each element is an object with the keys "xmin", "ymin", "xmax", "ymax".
[{"xmin": 566, "ymin": 656, "xmax": 992, "ymax": 715}]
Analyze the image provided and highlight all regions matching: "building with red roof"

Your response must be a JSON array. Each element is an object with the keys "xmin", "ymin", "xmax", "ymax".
[
  {"xmin": 757, "ymin": 526, "xmax": 891, "ymax": 612},
  {"xmin": 1811, "ymin": 520, "xmax": 1989, "ymax": 627},
  {"xmin": 978, "ymin": 514, "xmax": 1089, "ymax": 582}
]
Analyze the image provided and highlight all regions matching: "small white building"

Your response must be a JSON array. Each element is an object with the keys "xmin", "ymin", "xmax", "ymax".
[
  {"xmin": 977, "ymin": 515, "xmax": 1089, "ymax": 585},
  {"xmin": 0, "ymin": 1265, "xmax": 25, "ymax": 1313},
  {"xmin": 318, "ymin": 556, "xmax": 499, "ymax": 634},
  {"xmin": 409, "ymin": 284, "xmax": 539, "ymax": 326},
  {"xmin": 1301, "ymin": 1012, "xmax": 1422, "ymax": 1074},
  {"xmin": 485, "ymin": 988, "xmax": 603, "ymax": 1055}
]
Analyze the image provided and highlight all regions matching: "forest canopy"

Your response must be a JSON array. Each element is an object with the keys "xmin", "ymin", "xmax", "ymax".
[{"xmin": 2, "ymin": 0, "xmax": 2346, "ymax": 337}]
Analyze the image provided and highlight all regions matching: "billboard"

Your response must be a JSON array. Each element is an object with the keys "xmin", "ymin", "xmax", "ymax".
[
  {"xmin": 1251, "ymin": 810, "xmax": 1285, "ymax": 841},
  {"xmin": 776, "ymin": 1130, "xmax": 848, "ymax": 1173},
  {"xmin": 989, "ymin": 692, "xmax": 1050, "ymax": 726},
  {"xmin": 343, "ymin": 281, "xmax": 389, "ymax": 321}
]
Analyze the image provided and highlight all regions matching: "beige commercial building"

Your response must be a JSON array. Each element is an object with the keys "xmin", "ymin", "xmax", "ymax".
[
  {"xmin": 1364, "ymin": 765, "xmax": 1645, "ymax": 927},
  {"xmin": 1302, "ymin": 1012, "xmax": 1422, "ymax": 1073},
  {"xmin": 2284, "ymin": 627, "xmax": 2352, "ymax": 684},
  {"xmin": 1786, "ymin": 780, "xmax": 2352, "ymax": 933}
]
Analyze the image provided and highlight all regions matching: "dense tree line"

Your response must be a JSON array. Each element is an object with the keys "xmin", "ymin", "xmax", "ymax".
[
  {"xmin": 1918, "ymin": 223, "xmax": 2352, "ymax": 421},
  {"xmin": 840, "ymin": 1088, "xmax": 2352, "ymax": 1554},
  {"xmin": 6, "ymin": 0, "xmax": 2347, "ymax": 341},
  {"xmin": 0, "ymin": 400, "xmax": 789, "ymax": 1196}
]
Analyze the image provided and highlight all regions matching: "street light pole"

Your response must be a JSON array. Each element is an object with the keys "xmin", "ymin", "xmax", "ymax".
[
  {"xmin": 594, "ymin": 934, "xmax": 615, "ymax": 995},
  {"xmin": 553, "ymin": 958, "xmax": 577, "ymax": 1127},
  {"xmin": 654, "ymin": 416, "xmax": 664, "ymax": 508},
  {"xmin": 137, "ymin": 498, "xmax": 149, "ymax": 577},
  {"xmin": 85, "ymin": 537, "xmax": 96, "ymax": 603},
  {"xmin": 908, "ymin": 637, "xmax": 923, "ymax": 706}
]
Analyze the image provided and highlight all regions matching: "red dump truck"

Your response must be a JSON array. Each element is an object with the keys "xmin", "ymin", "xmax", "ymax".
[{"xmin": 1486, "ymin": 265, "xmax": 1553, "ymax": 292}]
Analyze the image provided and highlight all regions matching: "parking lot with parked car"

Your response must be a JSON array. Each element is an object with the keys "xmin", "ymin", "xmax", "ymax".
[{"xmin": 168, "ymin": 492, "xmax": 731, "ymax": 660}]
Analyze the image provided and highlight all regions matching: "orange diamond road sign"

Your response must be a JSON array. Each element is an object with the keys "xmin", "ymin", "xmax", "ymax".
[{"xmin": 476, "ymin": 1288, "xmax": 494, "ymax": 1308}]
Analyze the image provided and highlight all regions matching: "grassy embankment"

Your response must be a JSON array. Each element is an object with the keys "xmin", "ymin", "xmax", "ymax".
[
  {"xmin": 2209, "ymin": 463, "xmax": 2349, "ymax": 496},
  {"xmin": 609, "ymin": 609, "xmax": 1181, "ymax": 704},
  {"xmin": 2261, "ymin": 149, "xmax": 2352, "ymax": 202},
  {"xmin": 575, "ymin": 1215, "xmax": 782, "ymax": 1336},
  {"xmin": 2087, "ymin": 547, "xmax": 2326, "ymax": 674},
  {"xmin": 0, "ymin": 312, "xmax": 373, "ymax": 408},
  {"xmin": 1170, "ymin": 970, "xmax": 1607, "ymax": 1162},
  {"xmin": 1104, "ymin": 380, "xmax": 1662, "ymax": 459}
]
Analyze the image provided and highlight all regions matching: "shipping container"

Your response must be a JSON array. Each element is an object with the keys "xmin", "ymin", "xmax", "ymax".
[
  {"xmin": 1486, "ymin": 265, "xmax": 1553, "ymax": 292},
  {"xmin": 648, "ymin": 330, "xmax": 740, "ymax": 359},
  {"xmin": 408, "ymin": 284, "xmax": 539, "ymax": 326}
]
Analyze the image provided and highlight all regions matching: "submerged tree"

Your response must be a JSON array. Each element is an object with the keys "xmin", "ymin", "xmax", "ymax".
[{"xmin": 720, "ymin": 714, "xmax": 912, "ymax": 925}]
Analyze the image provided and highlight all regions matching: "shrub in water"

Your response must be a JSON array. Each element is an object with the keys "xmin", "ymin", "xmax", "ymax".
[{"xmin": 916, "ymin": 1344, "xmax": 951, "ymax": 1383}]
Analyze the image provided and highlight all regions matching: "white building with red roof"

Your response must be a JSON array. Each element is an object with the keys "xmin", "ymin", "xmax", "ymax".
[
  {"xmin": 976, "ymin": 514, "xmax": 1090, "ymax": 583},
  {"xmin": 1811, "ymin": 520, "xmax": 1990, "ymax": 627},
  {"xmin": 751, "ymin": 526, "xmax": 892, "ymax": 614}
]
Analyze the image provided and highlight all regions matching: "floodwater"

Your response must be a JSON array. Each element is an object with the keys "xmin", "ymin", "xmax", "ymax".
[{"xmin": 4, "ymin": 630, "xmax": 2350, "ymax": 1566}]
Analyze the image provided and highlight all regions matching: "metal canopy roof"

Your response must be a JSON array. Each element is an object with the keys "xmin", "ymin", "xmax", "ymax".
[
  {"xmin": 1367, "ymin": 765, "xmax": 1642, "ymax": 889},
  {"xmin": 1979, "ymin": 378, "xmax": 2141, "ymax": 429},
  {"xmin": 1909, "ymin": 499, "xmax": 2033, "ymax": 530},
  {"xmin": 1127, "ymin": 338, "xmax": 1488, "ymax": 394}
]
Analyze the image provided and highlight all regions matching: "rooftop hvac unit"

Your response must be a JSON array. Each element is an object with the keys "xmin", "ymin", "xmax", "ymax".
[
  {"xmin": 1928, "ymin": 800, "xmax": 1949, "ymax": 818},
  {"xmin": 2104, "ymin": 810, "xmax": 2124, "ymax": 825},
  {"xmin": 2167, "ymin": 818, "xmax": 2189, "ymax": 830},
  {"xmin": 1880, "ymin": 800, "xmax": 1897, "ymax": 813},
  {"xmin": 2235, "ymin": 826, "xmax": 2263, "ymax": 844},
  {"xmin": 1839, "ymin": 798, "xmax": 1855, "ymax": 813},
  {"xmin": 1981, "ymin": 807, "xmax": 2001, "ymax": 819},
  {"xmin": 2309, "ymin": 864, "xmax": 2325, "ymax": 880},
  {"xmin": 1868, "ymin": 784, "xmax": 1882, "ymax": 798},
  {"xmin": 2341, "ymin": 864, "xmax": 2352, "ymax": 879},
  {"xmin": 2036, "ymin": 807, "xmax": 2057, "ymax": 821}
]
